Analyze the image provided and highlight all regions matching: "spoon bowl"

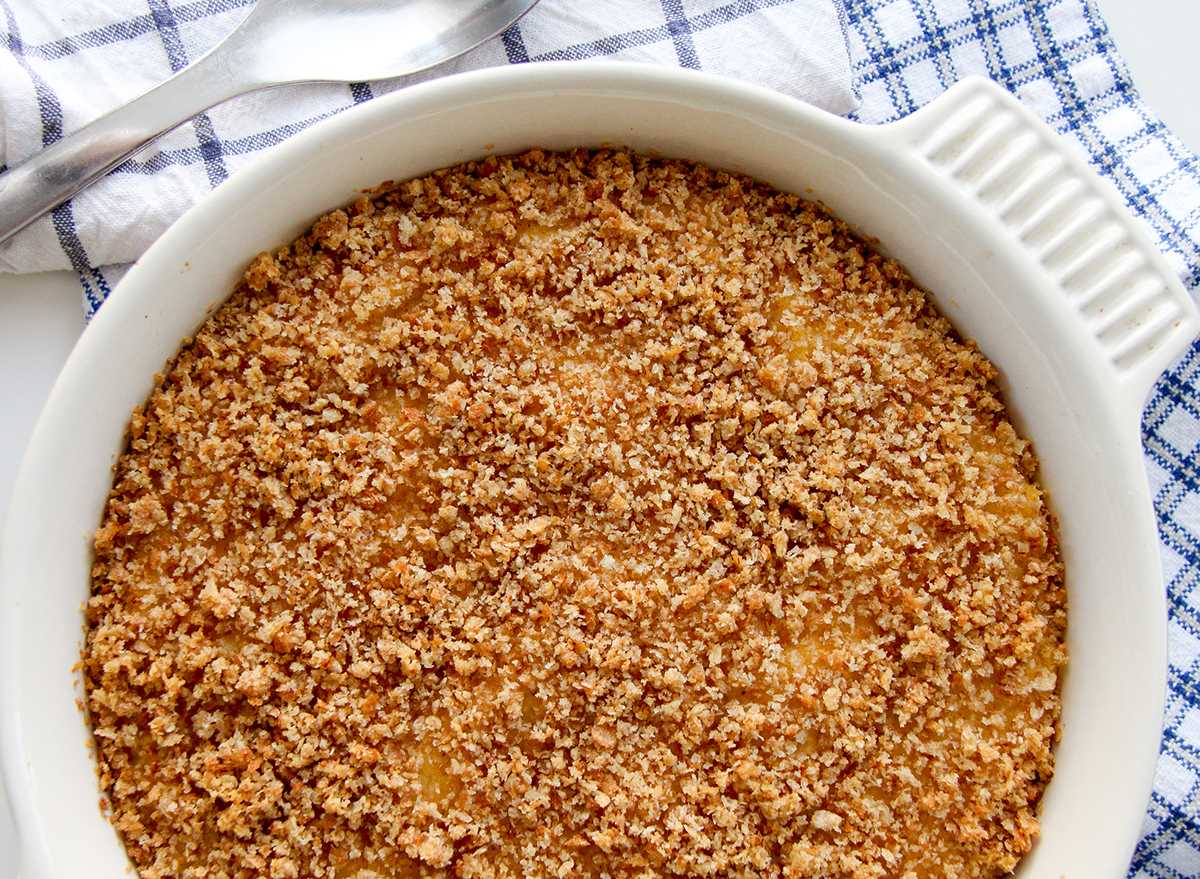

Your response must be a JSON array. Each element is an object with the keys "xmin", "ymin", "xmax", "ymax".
[
  {"xmin": 0, "ymin": 0, "xmax": 540, "ymax": 244},
  {"xmin": 229, "ymin": 0, "xmax": 537, "ymax": 85}
]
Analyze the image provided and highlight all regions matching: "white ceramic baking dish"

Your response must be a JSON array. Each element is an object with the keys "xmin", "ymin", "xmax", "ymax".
[{"xmin": 2, "ymin": 61, "xmax": 1196, "ymax": 879}]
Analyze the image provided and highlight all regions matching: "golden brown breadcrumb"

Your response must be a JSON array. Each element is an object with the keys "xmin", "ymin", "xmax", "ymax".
[{"xmin": 84, "ymin": 148, "xmax": 1066, "ymax": 879}]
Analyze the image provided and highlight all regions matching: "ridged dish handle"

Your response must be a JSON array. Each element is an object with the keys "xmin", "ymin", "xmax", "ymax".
[{"xmin": 880, "ymin": 76, "xmax": 1199, "ymax": 416}]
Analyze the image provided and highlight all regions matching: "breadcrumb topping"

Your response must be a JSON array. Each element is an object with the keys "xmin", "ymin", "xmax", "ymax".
[{"xmin": 84, "ymin": 149, "xmax": 1066, "ymax": 879}]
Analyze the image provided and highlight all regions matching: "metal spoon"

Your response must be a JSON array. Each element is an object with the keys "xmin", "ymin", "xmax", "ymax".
[{"xmin": 0, "ymin": 0, "xmax": 540, "ymax": 244}]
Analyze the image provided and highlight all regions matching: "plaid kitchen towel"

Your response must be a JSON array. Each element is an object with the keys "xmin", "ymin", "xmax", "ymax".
[
  {"xmin": 4, "ymin": 0, "xmax": 1200, "ymax": 876},
  {"xmin": 842, "ymin": 1, "xmax": 1200, "ymax": 877},
  {"xmin": 0, "ymin": 0, "xmax": 857, "ymax": 303}
]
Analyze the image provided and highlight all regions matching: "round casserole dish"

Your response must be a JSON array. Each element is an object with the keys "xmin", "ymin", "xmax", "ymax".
[{"xmin": 1, "ymin": 62, "xmax": 1196, "ymax": 879}]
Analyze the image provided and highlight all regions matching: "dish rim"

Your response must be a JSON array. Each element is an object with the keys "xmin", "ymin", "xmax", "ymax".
[{"xmin": 1, "ymin": 60, "xmax": 1194, "ymax": 879}]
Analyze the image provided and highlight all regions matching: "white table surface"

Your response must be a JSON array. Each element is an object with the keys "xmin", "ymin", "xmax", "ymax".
[{"xmin": 0, "ymin": 0, "xmax": 1196, "ymax": 873}]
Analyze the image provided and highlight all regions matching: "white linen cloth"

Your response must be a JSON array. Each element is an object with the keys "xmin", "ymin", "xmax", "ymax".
[{"xmin": 0, "ymin": 0, "xmax": 859, "ymax": 304}]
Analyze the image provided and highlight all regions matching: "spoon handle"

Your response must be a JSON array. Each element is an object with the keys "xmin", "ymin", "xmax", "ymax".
[{"xmin": 0, "ymin": 51, "xmax": 254, "ymax": 246}]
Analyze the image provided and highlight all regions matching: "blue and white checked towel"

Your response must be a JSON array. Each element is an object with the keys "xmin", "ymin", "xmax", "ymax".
[
  {"xmin": 4, "ymin": 0, "xmax": 1200, "ymax": 876},
  {"xmin": 844, "ymin": 3, "xmax": 1200, "ymax": 877}
]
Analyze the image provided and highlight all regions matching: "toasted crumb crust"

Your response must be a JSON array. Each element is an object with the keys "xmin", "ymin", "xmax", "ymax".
[{"xmin": 84, "ymin": 149, "xmax": 1066, "ymax": 879}]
